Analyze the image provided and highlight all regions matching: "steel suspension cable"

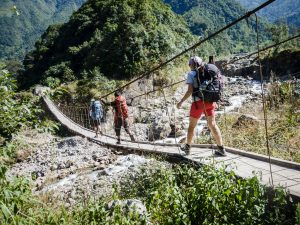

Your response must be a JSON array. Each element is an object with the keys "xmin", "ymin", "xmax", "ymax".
[
  {"xmin": 255, "ymin": 13, "xmax": 274, "ymax": 186},
  {"xmin": 100, "ymin": 0, "xmax": 276, "ymax": 99},
  {"xmin": 223, "ymin": 33, "xmax": 300, "ymax": 67},
  {"xmin": 128, "ymin": 34, "xmax": 300, "ymax": 101},
  {"xmin": 161, "ymin": 88, "xmax": 181, "ymax": 154}
]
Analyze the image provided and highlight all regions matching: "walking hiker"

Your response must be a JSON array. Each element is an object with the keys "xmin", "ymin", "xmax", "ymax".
[
  {"xmin": 89, "ymin": 98, "xmax": 103, "ymax": 138},
  {"xmin": 176, "ymin": 56, "xmax": 226, "ymax": 156},
  {"xmin": 106, "ymin": 91, "xmax": 135, "ymax": 144}
]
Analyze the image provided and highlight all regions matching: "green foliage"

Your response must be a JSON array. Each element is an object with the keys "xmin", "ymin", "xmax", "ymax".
[
  {"xmin": 119, "ymin": 164, "xmax": 295, "ymax": 225},
  {"xmin": 164, "ymin": 0, "xmax": 271, "ymax": 56},
  {"xmin": 0, "ymin": 165, "xmax": 32, "ymax": 224},
  {"xmin": 20, "ymin": 0, "xmax": 194, "ymax": 89},
  {"xmin": 0, "ymin": 69, "xmax": 42, "ymax": 138},
  {"xmin": 0, "ymin": 159, "xmax": 297, "ymax": 224},
  {"xmin": 237, "ymin": 0, "xmax": 300, "ymax": 27},
  {"xmin": 297, "ymin": 203, "xmax": 300, "ymax": 225},
  {"xmin": 0, "ymin": 67, "xmax": 60, "ymax": 161},
  {"xmin": 0, "ymin": 0, "xmax": 86, "ymax": 60},
  {"xmin": 44, "ymin": 62, "xmax": 75, "ymax": 82},
  {"xmin": 267, "ymin": 77, "xmax": 299, "ymax": 109},
  {"xmin": 0, "ymin": 138, "xmax": 29, "ymax": 162},
  {"xmin": 266, "ymin": 22, "xmax": 300, "ymax": 54},
  {"xmin": 42, "ymin": 77, "xmax": 61, "ymax": 89}
]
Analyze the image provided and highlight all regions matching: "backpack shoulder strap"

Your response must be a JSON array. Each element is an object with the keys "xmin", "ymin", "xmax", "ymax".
[{"xmin": 192, "ymin": 69, "xmax": 200, "ymax": 87}]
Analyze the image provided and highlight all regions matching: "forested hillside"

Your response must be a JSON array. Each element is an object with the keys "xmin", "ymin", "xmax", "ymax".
[
  {"xmin": 19, "ymin": 0, "xmax": 194, "ymax": 89},
  {"xmin": 237, "ymin": 0, "xmax": 300, "ymax": 27},
  {"xmin": 163, "ymin": 0, "xmax": 270, "ymax": 55},
  {"xmin": 0, "ymin": 0, "xmax": 86, "ymax": 60}
]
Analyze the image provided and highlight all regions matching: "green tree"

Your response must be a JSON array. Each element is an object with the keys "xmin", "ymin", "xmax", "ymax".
[{"xmin": 19, "ymin": 0, "xmax": 194, "ymax": 89}]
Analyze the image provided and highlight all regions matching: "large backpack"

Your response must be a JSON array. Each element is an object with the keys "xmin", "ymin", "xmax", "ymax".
[
  {"xmin": 90, "ymin": 100, "xmax": 103, "ymax": 120},
  {"xmin": 192, "ymin": 63, "xmax": 224, "ymax": 103},
  {"xmin": 115, "ymin": 96, "xmax": 128, "ymax": 119}
]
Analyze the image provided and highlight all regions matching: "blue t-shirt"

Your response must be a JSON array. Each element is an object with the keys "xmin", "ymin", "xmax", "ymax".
[{"xmin": 186, "ymin": 70, "xmax": 201, "ymax": 102}]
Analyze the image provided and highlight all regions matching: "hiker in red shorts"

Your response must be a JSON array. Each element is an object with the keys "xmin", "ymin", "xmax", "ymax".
[{"xmin": 176, "ymin": 56, "xmax": 226, "ymax": 156}]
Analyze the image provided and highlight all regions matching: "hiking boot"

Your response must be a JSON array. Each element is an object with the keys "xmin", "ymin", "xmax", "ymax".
[
  {"xmin": 215, "ymin": 145, "xmax": 227, "ymax": 156},
  {"xmin": 116, "ymin": 138, "xmax": 121, "ymax": 145},
  {"xmin": 180, "ymin": 144, "xmax": 191, "ymax": 155},
  {"xmin": 129, "ymin": 134, "xmax": 135, "ymax": 142}
]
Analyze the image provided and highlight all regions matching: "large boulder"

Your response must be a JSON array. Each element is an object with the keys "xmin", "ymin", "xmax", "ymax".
[
  {"xmin": 148, "ymin": 116, "xmax": 172, "ymax": 141},
  {"xmin": 233, "ymin": 114, "xmax": 259, "ymax": 128}
]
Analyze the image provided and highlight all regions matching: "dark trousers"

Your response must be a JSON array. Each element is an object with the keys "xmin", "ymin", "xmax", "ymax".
[{"xmin": 114, "ymin": 117, "xmax": 130, "ymax": 136}]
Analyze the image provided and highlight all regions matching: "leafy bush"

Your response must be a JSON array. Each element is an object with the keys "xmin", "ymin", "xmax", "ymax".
[
  {"xmin": 0, "ymin": 165, "xmax": 32, "ymax": 224},
  {"xmin": 0, "ymin": 70, "xmax": 42, "ymax": 138},
  {"xmin": 42, "ymin": 76, "xmax": 61, "ymax": 89},
  {"xmin": 44, "ymin": 61, "xmax": 75, "ymax": 82},
  {"xmin": 267, "ymin": 75, "xmax": 298, "ymax": 108},
  {"xmin": 0, "ymin": 160, "xmax": 297, "ymax": 224},
  {"xmin": 0, "ymin": 68, "xmax": 60, "ymax": 161},
  {"xmin": 119, "ymin": 163, "xmax": 296, "ymax": 225}
]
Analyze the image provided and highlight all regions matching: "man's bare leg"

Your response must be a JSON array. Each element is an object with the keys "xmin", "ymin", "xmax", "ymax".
[
  {"xmin": 207, "ymin": 115, "xmax": 226, "ymax": 156},
  {"xmin": 186, "ymin": 117, "xmax": 199, "ymax": 145}
]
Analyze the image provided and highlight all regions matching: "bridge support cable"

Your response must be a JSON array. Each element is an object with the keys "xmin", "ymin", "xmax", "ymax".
[
  {"xmin": 128, "ymin": 34, "xmax": 300, "ymax": 102},
  {"xmin": 223, "ymin": 33, "xmax": 300, "ymax": 67},
  {"xmin": 255, "ymin": 14, "xmax": 274, "ymax": 186},
  {"xmin": 161, "ymin": 87, "xmax": 181, "ymax": 154},
  {"xmin": 100, "ymin": 0, "xmax": 276, "ymax": 99}
]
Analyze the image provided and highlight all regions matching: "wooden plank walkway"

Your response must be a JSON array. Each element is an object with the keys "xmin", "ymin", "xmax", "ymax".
[{"xmin": 43, "ymin": 96, "xmax": 300, "ymax": 200}]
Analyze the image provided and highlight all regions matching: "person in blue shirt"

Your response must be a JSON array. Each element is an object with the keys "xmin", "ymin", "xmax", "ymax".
[{"xmin": 89, "ymin": 98, "xmax": 103, "ymax": 138}]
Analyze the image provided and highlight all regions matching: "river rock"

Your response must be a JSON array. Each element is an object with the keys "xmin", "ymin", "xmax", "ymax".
[
  {"xmin": 107, "ymin": 199, "xmax": 147, "ymax": 218},
  {"xmin": 148, "ymin": 116, "xmax": 172, "ymax": 141},
  {"xmin": 233, "ymin": 114, "xmax": 260, "ymax": 128}
]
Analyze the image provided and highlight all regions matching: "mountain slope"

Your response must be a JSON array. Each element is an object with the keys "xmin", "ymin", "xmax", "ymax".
[
  {"xmin": 164, "ymin": 0, "xmax": 270, "ymax": 55},
  {"xmin": 19, "ymin": 0, "xmax": 194, "ymax": 89},
  {"xmin": 237, "ymin": 0, "xmax": 300, "ymax": 27},
  {"xmin": 0, "ymin": 0, "xmax": 86, "ymax": 60}
]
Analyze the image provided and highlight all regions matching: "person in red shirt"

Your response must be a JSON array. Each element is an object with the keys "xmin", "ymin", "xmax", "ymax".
[{"xmin": 108, "ymin": 91, "xmax": 135, "ymax": 144}]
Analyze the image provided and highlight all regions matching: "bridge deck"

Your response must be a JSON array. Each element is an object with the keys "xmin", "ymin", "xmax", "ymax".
[{"xmin": 43, "ymin": 96, "xmax": 300, "ymax": 199}]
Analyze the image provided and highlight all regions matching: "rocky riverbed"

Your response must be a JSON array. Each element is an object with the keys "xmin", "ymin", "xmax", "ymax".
[{"xmin": 8, "ymin": 136, "xmax": 165, "ymax": 207}]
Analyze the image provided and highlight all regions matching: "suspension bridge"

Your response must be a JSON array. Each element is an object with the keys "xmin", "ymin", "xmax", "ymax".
[
  {"xmin": 36, "ymin": 0, "xmax": 300, "ymax": 201},
  {"xmin": 38, "ymin": 88, "xmax": 300, "ymax": 200}
]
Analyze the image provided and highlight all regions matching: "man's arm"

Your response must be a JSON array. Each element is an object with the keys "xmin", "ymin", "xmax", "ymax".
[
  {"xmin": 101, "ymin": 100, "xmax": 114, "ymax": 106},
  {"xmin": 177, "ymin": 84, "xmax": 193, "ymax": 109}
]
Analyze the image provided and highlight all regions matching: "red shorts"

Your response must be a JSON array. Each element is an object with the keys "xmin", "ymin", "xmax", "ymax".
[{"xmin": 190, "ymin": 100, "xmax": 216, "ymax": 119}]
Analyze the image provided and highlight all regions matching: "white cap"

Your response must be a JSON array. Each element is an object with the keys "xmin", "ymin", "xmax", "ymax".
[{"xmin": 188, "ymin": 56, "xmax": 203, "ymax": 67}]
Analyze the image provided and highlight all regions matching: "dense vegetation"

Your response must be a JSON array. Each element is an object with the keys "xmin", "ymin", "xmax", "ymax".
[
  {"xmin": 1, "ymin": 160, "xmax": 299, "ymax": 224},
  {"xmin": 19, "ymin": 0, "xmax": 194, "ymax": 89},
  {"xmin": 237, "ymin": 0, "xmax": 300, "ymax": 27},
  {"xmin": 164, "ymin": 0, "xmax": 270, "ymax": 55},
  {"xmin": 0, "ymin": 65, "xmax": 59, "ymax": 163},
  {"xmin": 0, "ymin": 0, "xmax": 86, "ymax": 60},
  {"xmin": 119, "ymin": 164, "xmax": 298, "ymax": 224}
]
